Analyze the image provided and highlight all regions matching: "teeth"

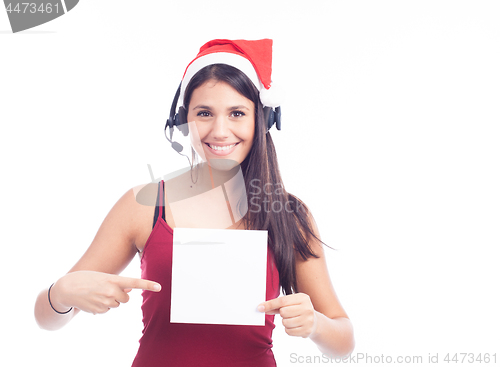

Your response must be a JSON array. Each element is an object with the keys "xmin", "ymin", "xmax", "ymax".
[{"xmin": 209, "ymin": 143, "xmax": 236, "ymax": 151}]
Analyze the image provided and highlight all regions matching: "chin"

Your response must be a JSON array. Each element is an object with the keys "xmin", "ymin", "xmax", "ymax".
[{"xmin": 207, "ymin": 158, "xmax": 241, "ymax": 171}]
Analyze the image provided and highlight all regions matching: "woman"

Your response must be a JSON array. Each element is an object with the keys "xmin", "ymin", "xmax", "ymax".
[{"xmin": 34, "ymin": 39, "xmax": 354, "ymax": 366}]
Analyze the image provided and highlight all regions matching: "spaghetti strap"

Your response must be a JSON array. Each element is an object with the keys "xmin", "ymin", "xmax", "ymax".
[
  {"xmin": 159, "ymin": 180, "xmax": 164, "ymax": 219},
  {"xmin": 152, "ymin": 180, "xmax": 166, "ymax": 229}
]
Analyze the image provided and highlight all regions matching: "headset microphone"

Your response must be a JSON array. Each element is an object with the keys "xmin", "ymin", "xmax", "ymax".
[{"xmin": 171, "ymin": 141, "xmax": 184, "ymax": 153}]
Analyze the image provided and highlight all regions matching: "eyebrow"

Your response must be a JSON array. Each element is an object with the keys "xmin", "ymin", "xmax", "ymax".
[
  {"xmin": 192, "ymin": 104, "xmax": 250, "ymax": 111},
  {"xmin": 228, "ymin": 105, "xmax": 250, "ymax": 111},
  {"xmin": 192, "ymin": 105, "xmax": 211, "ymax": 110}
]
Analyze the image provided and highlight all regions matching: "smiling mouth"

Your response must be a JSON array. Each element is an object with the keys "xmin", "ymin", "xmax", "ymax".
[{"xmin": 205, "ymin": 142, "xmax": 239, "ymax": 151}]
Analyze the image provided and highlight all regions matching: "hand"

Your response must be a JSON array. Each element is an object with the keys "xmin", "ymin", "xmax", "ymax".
[
  {"xmin": 50, "ymin": 271, "xmax": 161, "ymax": 315},
  {"xmin": 258, "ymin": 293, "xmax": 318, "ymax": 338}
]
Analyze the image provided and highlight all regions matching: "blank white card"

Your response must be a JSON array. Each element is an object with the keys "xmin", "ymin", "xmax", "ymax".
[{"xmin": 170, "ymin": 228, "xmax": 268, "ymax": 326}]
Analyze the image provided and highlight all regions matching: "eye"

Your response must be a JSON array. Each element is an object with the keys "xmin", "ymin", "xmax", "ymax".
[
  {"xmin": 231, "ymin": 110, "xmax": 246, "ymax": 118},
  {"xmin": 197, "ymin": 110, "xmax": 211, "ymax": 117}
]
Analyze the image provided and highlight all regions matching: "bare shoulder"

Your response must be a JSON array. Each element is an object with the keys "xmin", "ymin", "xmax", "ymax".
[{"xmin": 133, "ymin": 182, "xmax": 160, "ymax": 207}]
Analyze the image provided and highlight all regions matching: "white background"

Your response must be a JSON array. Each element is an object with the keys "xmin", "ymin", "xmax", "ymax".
[{"xmin": 1, "ymin": 1, "xmax": 499, "ymax": 366}]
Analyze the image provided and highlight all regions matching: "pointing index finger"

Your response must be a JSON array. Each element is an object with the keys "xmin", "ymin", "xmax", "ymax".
[{"xmin": 116, "ymin": 276, "xmax": 161, "ymax": 292}]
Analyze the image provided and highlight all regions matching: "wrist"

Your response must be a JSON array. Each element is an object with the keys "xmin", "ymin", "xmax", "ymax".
[
  {"xmin": 308, "ymin": 310, "xmax": 321, "ymax": 339},
  {"xmin": 48, "ymin": 282, "xmax": 73, "ymax": 314},
  {"xmin": 308, "ymin": 314, "xmax": 355, "ymax": 358}
]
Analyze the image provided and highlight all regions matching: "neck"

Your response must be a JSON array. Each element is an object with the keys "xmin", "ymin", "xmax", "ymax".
[{"xmin": 195, "ymin": 161, "xmax": 242, "ymax": 187}]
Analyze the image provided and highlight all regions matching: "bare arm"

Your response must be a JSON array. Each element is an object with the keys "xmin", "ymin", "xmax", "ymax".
[{"xmin": 34, "ymin": 187, "xmax": 160, "ymax": 331}]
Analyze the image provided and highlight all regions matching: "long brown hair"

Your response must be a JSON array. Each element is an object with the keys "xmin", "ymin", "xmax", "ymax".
[{"xmin": 183, "ymin": 64, "xmax": 321, "ymax": 295}]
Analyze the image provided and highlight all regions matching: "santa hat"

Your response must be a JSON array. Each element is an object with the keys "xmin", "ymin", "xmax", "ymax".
[{"xmin": 179, "ymin": 39, "xmax": 281, "ymax": 108}]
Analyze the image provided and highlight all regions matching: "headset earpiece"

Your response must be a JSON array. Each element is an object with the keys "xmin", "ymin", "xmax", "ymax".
[
  {"xmin": 165, "ymin": 84, "xmax": 181, "ymax": 131},
  {"xmin": 264, "ymin": 106, "xmax": 282, "ymax": 132},
  {"xmin": 275, "ymin": 106, "xmax": 281, "ymax": 130}
]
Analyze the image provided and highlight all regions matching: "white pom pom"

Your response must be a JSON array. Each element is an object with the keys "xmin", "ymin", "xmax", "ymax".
[{"xmin": 260, "ymin": 83, "xmax": 283, "ymax": 108}]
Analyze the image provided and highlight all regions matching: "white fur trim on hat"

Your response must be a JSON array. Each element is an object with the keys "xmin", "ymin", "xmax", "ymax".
[
  {"xmin": 259, "ymin": 83, "xmax": 282, "ymax": 108},
  {"xmin": 179, "ymin": 53, "xmax": 264, "ymax": 107}
]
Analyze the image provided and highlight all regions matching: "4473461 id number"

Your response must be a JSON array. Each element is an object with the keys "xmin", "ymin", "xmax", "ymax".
[
  {"xmin": 443, "ymin": 353, "xmax": 496, "ymax": 364},
  {"xmin": 5, "ymin": 2, "xmax": 61, "ymax": 14}
]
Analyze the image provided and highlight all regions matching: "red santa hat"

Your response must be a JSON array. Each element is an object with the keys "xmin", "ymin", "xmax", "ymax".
[{"xmin": 179, "ymin": 38, "xmax": 281, "ymax": 108}]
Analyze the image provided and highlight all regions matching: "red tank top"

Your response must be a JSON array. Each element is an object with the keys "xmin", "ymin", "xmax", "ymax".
[{"xmin": 131, "ymin": 181, "xmax": 280, "ymax": 367}]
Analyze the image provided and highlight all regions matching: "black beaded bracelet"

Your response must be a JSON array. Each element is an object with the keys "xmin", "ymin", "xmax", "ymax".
[{"xmin": 48, "ymin": 283, "xmax": 73, "ymax": 315}]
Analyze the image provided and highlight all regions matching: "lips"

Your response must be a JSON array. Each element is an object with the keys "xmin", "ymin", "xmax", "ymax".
[{"xmin": 205, "ymin": 142, "xmax": 240, "ymax": 156}]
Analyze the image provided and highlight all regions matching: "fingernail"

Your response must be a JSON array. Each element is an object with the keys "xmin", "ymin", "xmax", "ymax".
[
  {"xmin": 257, "ymin": 304, "xmax": 265, "ymax": 312},
  {"xmin": 154, "ymin": 284, "xmax": 161, "ymax": 291}
]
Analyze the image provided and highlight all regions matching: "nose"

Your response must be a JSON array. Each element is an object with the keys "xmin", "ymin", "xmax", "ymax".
[{"xmin": 211, "ymin": 115, "xmax": 230, "ymax": 140}]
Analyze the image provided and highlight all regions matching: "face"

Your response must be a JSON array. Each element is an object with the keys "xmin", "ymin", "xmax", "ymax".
[{"xmin": 187, "ymin": 80, "xmax": 255, "ymax": 168}]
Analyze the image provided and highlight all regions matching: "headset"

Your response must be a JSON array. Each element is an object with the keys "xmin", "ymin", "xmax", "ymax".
[
  {"xmin": 164, "ymin": 84, "xmax": 189, "ymax": 154},
  {"xmin": 164, "ymin": 84, "xmax": 281, "ymax": 155}
]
